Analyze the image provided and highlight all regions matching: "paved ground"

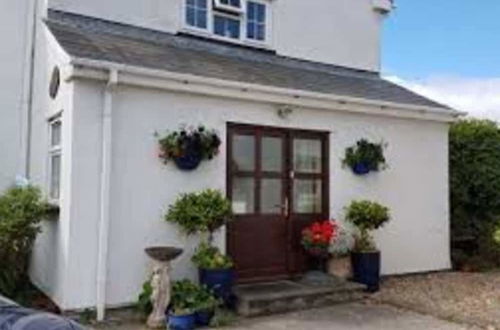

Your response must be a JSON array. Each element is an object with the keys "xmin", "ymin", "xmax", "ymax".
[
  {"xmin": 92, "ymin": 303, "xmax": 470, "ymax": 330},
  {"xmin": 372, "ymin": 271, "xmax": 500, "ymax": 329}
]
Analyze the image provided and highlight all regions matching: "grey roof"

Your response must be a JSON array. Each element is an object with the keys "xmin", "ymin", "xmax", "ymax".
[{"xmin": 46, "ymin": 10, "xmax": 450, "ymax": 109}]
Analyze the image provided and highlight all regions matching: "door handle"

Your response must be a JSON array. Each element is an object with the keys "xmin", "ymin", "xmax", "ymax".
[{"xmin": 274, "ymin": 197, "xmax": 289, "ymax": 217}]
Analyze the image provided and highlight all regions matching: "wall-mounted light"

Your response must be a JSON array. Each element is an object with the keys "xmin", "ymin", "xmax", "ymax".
[{"xmin": 276, "ymin": 104, "xmax": 294, "ymax": 119}]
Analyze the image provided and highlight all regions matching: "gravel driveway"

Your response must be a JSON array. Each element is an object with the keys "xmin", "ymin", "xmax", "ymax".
[{"xmin": 372, "ymin": 271, "xmax": 500, "ymax": 329}]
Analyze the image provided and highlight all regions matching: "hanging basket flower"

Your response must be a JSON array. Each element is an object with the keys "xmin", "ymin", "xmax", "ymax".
[
  {"xmin": 342, "ymin": 139, "xmax": 387, "ymax": 175},
  {"xmin": 158, "ymin": 126, "xmax": 221, "ymax": 171}
]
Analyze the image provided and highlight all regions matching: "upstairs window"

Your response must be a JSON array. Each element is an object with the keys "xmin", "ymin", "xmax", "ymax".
[
  {"xmin": 214, "ymin": 14, "xmax": 241, "ymax": 39},
  {"xmin": 186, "ymin": 0, "xmax": 208, "ymax": 29},
  {"xmin": 184, "ymin": 0, "xmax": 269, "ymax": 45},
  {"xmin": 247, "ymin": 1, "xmax": 266, "ymax": 41},
  {"xmin": 214, "ymin": 0, "xmax": 243, "ymax": 13}
]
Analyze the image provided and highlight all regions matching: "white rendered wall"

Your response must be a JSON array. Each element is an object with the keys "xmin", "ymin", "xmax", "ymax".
[
  {"xmin": 60, "ymin": 80, "xmax": 450, "ymax": 310},
  {"xmin": 0, "ymin": 1, "xmax": 32, "ymax": 191},
  {"xmin": 47, "ymin": 0, "xmax": 384, "ymax": 71}
]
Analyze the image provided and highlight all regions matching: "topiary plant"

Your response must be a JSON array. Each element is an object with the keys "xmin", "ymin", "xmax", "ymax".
[
  {"xmin": 344, "ymin": 200, "xmax": 390, "ymax": 252},
  {"xmin": 165, "ymin": 189, "xmax": 232, "ymax": 242},
  {"xmin": 192, "ymin": 241, "xmax": 233, "ymax": 270}
]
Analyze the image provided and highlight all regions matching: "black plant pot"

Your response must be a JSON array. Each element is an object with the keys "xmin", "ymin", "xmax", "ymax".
[
  {"xmin": 352, "ymin": 162, "xmax": 371, "ymax": 175},
  {"xmin": 174, "ymin": 149, "xmax": 202, "ymax": 170},
  {"xmin": 351, "ymin": 251, "xmax": 380, "ymax": 292}
]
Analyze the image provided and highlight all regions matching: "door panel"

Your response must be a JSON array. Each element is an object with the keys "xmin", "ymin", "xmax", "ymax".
[{"xmin": 228, "ymin": 124, "xmax": 329, "ymax": 282}]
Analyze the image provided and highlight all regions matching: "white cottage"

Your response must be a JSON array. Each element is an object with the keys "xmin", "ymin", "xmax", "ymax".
[{"xmin": 1, "ymin": 0, "xmax": 461, "ymax": 318}]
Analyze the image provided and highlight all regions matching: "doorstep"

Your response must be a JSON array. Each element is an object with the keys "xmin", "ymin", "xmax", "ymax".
[{"xmin": 233, "ymin": 275, "xmax": 367, "ymax": 317}]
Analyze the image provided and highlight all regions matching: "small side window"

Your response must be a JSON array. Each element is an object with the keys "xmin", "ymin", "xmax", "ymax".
[
  {"xmin": 186, "ymin": 0, "xmax": 208, "ymax": 29},
  {"xmin": 247, "ymin": 2, "xmax": 266, "ymax": 41},
  {"xmin": 48, "ymin": 118, "xmax": 62, "ymax": 201}
]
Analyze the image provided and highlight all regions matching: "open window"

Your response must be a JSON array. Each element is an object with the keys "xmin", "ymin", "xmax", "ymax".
[{"xmin": 213, "ymin": 0, "xmax": 244, "ymax": 14}]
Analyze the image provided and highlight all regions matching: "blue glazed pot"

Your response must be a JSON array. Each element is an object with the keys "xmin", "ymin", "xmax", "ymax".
[
  {"xmin": 199, "ymin": 268, "xmax": 234, "ymax": 305},
  {"xmin": 351, "ymin": 251, "xmax": 380, "ymax": 292},
  {"xmin": 195, "ymin": 309, "xmax": 215, "ymax": 326},
  {"xmin": 174, "ymin": 150, "xmax": 202, "ymax": 171},
  {"xmin": 167, "ymin": 312, "xmax": 196, "ymax": 330},
  {"xmin": 352, "ymin": 162, "xmax": 370, "ymax": 175}
]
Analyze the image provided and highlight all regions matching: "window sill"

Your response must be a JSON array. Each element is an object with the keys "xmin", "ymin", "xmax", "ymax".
[{"xmin": 180, "ymin": 27, "xmax": 272, "ymax": 50}]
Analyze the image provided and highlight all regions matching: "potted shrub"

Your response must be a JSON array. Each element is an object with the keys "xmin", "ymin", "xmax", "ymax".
[
  {"xmin": 328, "ymin": 224, "xmax": 355, "ymax": 279},
  {"xmin": 345, "ymin": 200, "xmax": 390, "ymax": 292},
  {"xmin": 167, "ymin": 280, "xmax": 198, "ymax": 330},
  {"xmin": 193, "ymin": 284, "xmax": 221, "ymax": 326},
  {"xmin": 158, "ymin": 126, "xmax": 221, "ymax": 171},
  {"xmin": 192, "ymin": 242, "xmax": 234, "ymax": 304},
  {"xmin": 301, "ymin": 220, "xmax": 337, "ymax": 273},
  {"xmin": 342, "ymin": 139, "xmax": 387, "ymax": 175},
  {"xmin": 165, "ymin": 189, "xmax": 234, "ymax": 303}
]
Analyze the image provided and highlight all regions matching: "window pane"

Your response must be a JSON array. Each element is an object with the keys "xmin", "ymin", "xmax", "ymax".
[
  {"xmin": 232, "ymin": 178, "xmax": 255, "ymax": 214},
  {"xmin": 196, "ymin": 0, "xmax": 207, "ymax": 8},
  {"xmin": 256, "ymin": 24, "xmax": 265, "ymax": 40},
  {"xmin": 262, "ymin": 136, "xmax": 282, "ymax": 172},
  {"xmin": 51, "ymin": 121, "xmax": 62, "ymax": 147},
  {"xmin": 293, "ymin": 179, "xmax": 322, "ymax": 213},
  {"xmin": 257, "ymin": 3, "xmax": 265, "ymax": 21},
  {"xmin": 247, "ymin": 2, "xmax": 256, "ymax": 20},
  {"xmin": 261, "ymin": 179, "xmax": 282, "ymax": 214},
  {"xmin": 50, "ymin": 154, "xmax": 61, "ymax": 200},
  {"xmin": 214, "ymin": 15, "xmax": 240, "ymax": 39},
  {"xmin": 197, "ymin": 9, "xmax": 207, "ymax": 28},
  {"xmin": 186, "ymin": 7, "xmax": 196, "ymax": 26},
  {"xmin": 232, "ymin": 134, "xmax": 255, "ymax": 171},
  {"xmin": 247, "ymin": 2, "xmax": 266, "ymax": 41},
  {"xmin": 293, "ymin": 139, "xmax": 322, "ymax": 173},
  {"xmin": 187, "ymin": 0, "xmax": 195, "ymax": 5},
  {"xmin": 247, "ymin": 22, "xmax": 255, "ymax": 39}
]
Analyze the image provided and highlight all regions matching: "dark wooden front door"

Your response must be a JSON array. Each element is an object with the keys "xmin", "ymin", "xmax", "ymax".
[{"xmin": 227, "ymin": 124, "xmax": 329, "ymax": 282}]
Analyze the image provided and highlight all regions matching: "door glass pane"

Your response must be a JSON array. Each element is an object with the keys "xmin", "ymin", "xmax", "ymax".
[
  {"xmin": 232, "ymin": 178, "xmax": 255, "ymax": 214},
  {"xmin": 232, "ymin": 135, "xmax": 255, "ymax": 171},
  {"xmin": 262, "ymin": 136, "xmax": 282, "ymax": 172},
  {"xmin": 293, "ymin": 139, "xmax": 322, "ymax": 173},
  {"xmin": 261, "ymin": 179, "xmax": 282, "ymax": 214},
  {"xmin": 293, "ymin": 179, "xmax": 322, "ymax": 213}
]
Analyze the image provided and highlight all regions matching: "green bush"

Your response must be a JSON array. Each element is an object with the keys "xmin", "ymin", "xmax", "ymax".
[
  {"xmin": 450, "ymin": 119, "xmax": 500, "ymax": 268},
  {"xmin": 344, "ymin": 200, "xmax": 390, "ymax": 252},
  {"xmin": 0, "ymin": 186, "xmax": 49, "ymax": 298},
  {"xmin": 165, "ymin": 189, "xmax": 232, "ymax": 239},
  {"xmin": 192, "ymin": 241, "xmax": 233, "ymax": 270}
]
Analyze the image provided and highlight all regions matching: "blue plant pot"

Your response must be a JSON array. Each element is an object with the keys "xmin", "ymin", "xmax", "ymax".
[
  {"xmin": 195, "ymin": 309, "xmax": 215, "ymax": 326},
  {"xmin": 167, "ymin": 312, "xmax": 196, "ymax": 330},
  {"xmin": 199, "ymin": 268, "xmax": 234, "ymax": 305},
  {"xmin": 351, "ymin": 251, "xmax": 380, "ymax": 292},
  {"xmin": 352, "ymin": 162, "xmax": 371, "ymax": 175},
  {"xmin": 174, "ymin": 150, "xmax": 202, "ymax": 171}
]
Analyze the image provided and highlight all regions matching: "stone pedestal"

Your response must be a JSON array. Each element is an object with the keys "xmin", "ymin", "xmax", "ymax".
[{"xmin": 145, "ymin": 247, "xmax": 182, "ymax": 329}]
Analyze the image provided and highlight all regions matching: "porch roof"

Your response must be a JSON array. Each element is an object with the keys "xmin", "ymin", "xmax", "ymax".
[{"xmin": 46, "ymin": 10, "xmax": 450, "ymax": 110}]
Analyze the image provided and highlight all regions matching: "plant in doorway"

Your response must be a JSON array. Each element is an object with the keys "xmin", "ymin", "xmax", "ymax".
[
  {"xmin": 165, "ymin": 189, "xmax": 234, "ymax": 304},
  {"xmin": 328, "ymin": 223, "xmax": 355, "ymax": 279},
  {"xmin": 301, "ymin": 220, "xmax": 337, "ymax": 273},
  {"xmin": 345, "ymin": 200, "xmax": 390, "ymax": 292}
]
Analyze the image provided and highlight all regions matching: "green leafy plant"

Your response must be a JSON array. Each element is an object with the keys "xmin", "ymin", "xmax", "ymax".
[
  {"xmin": 0, "ymin": 186, "xmax": 50, "ymax": 298},
  {"xmin": 342, "ymin": 139, "xmax": 387, "ymax": 173},
  {"xmin": 344, "ymin": 200, "xmax": 390, "ymax": 252},
  {"xmin": 450, "ymin": 119, "xmax": 500, "ymax": 269},
  {"xmin": 329, "ymin": 223, "xmax": 355, "ymax": 257},
  {"xmin": 192, "ymin": 241, "xmax": 234, "ymax": 270},
  {"xmin": 157, "ymin": 126, "xmax": 221, "ymax": 164},
  {"xmin": 136, "ymin": 279, "xmax": 153, "ymax": 318},
  {"xmin": 165, "ymin": 189, "xmax": 232, "ymax": 240},
  {"xmin": 170, "ymin": 280, "xmax": 219, "ymax": 316}
]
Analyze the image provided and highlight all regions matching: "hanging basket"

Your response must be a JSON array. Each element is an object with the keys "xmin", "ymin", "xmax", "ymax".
[
  {"xmin": 173, "ymin": 149, "xmax": 203, "ymax": 171},
  {"xmin": 352, "ymin": 162, "xmax": 371, "ymax": 175}
]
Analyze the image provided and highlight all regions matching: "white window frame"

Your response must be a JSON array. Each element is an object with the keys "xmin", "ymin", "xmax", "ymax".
[
  {"xmin": 181, "ymin": 0, "xmax": 273, "ymax": 49},
  {"xmin": 213, "ymin": 0, "xmax": 244, "ymax": 14},
  {"xmin": 47, "ymin": 116, "xmax": 62, "ymax": 203}
]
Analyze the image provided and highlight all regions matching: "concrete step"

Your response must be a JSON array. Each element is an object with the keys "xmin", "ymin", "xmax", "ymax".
[{"xmin": 234, "ymin": 274, "xmax": 367, "ymax": 317}]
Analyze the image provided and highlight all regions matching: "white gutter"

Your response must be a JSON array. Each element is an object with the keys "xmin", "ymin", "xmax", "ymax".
[
  {"xmin": 96, "ymin": 69, "xmax": 118, "ymax": 321},
  {"xmin": 20, "ymin": 0, "xmax": 39, "ymax": 179},
  {"xmin": 68, "ymin": 57, "xmax": 465, "ymax": 123}
]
